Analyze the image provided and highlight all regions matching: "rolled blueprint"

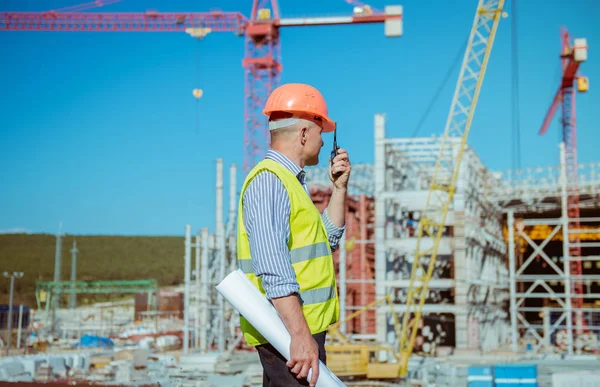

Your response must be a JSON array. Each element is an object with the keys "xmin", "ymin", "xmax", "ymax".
[{"xmin": 215, "ymin": 269, "xmax": 346, "ymax": 387}]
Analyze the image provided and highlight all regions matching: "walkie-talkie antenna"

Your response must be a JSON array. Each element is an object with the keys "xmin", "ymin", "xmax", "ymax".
[{"xmin": 330, "ymin": 126, "xmax": 341, "ymax": 177}]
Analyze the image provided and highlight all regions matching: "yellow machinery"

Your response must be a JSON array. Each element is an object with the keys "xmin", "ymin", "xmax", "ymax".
[
  {"xmin": 326, "ymin": 295, "xmax": 404, "ymax": 379},
  {"xmin": 397, "ymin": 0, "xmax": 506, "ymax": 377}
]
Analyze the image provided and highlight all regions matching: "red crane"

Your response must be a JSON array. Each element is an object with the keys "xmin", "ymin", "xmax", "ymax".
[
  {"xmin": 1, "ymin": 1, "xmax": 403, "ymax": 173},
  {"xmin": 538, "ymin": 27, "xmax": 588, "ymax": 332}
]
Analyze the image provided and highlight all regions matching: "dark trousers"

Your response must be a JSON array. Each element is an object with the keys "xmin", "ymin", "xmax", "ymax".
[{"xmin": 256, "ymin": 331, "xmax": 327, "ymax": 387}]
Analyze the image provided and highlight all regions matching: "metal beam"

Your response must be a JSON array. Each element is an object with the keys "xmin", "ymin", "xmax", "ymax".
[{"xmin": 36, "ymin": 279, "xmax": 158, "ymax": 295}]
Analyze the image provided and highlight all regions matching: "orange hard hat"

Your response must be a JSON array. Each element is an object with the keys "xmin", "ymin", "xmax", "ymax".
[{"xmin": 263, "ymin": 83, "xmax": 336, "ymax": 132}]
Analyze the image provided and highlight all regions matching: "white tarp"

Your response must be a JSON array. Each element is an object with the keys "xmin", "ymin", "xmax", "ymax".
[{"xmin": 216, "ymin": 269, "xmax": 346, "ymax": 387}]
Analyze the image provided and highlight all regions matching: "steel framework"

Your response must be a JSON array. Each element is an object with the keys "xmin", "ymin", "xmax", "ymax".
[
  {"xmin": 182, "ymin": 159, "xmax": 240, "ymax": 355},
  {"xmin": 243, "ymin": 1, "xmax": 281, "ymax": 174},
  {"xmin": 307, "ymin": 160, "xmax": 600, "ymax": 207},
  {"xmin": 371, "ymin": 123, "xmax": 510, "ymax": 365},
  {"xmin": 506, "ymin": 142, "xmax": 600, "ymax": 356},
  {"xmin": 488, "ymin": 162, "xmax": 600, "ymax": 212},
  {"xmin": 305, "ymin": 135, "xmax": 600, "ymax": 360},
  {"xmin": 35, "ymin": 279, "xmax": 159, "ymax": 330},
  {"xmin": 36, "ymin": 279, "xmax": 158, "ymax": 299},
  {"xmin": 311, "ymin": 188, "xmax": 377, "ymax": 336},
  {"xmin": 1, "ymin": 2, "xmax": 402, "ymax": 174}
]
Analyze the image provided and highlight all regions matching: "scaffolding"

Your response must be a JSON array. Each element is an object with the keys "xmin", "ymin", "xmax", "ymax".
[
  {"xmin": 33, "ymin": 278, "xmax": 159, "ymax": 340},
  {"xmin": 506, "ymin": 143, "xmax": 600, "ymax": 355},
  {"xmin": 305, "ymin": 115, "xmax": 600, "ymax": 356},
  {"xmin": 36, "ymin": 280, "xmax": 158, "ymax": 317},
  {"xmin": 488, "ymin": 162, "xmax": 600, "ymax": 212},
  {"xmin": 308, "ymin": 161, "xmax": 600, "ymax": 206},
  {"xmin": 182, "ymin": 159, "xmax": 240, "ymax": 355},
  {"xmin": 308, "ymin": 117, "xmax": 513, "ymax": 353},
  {"xmin": 310, "ymin": 187, "xmax": 377, "ymax": 336},
  {"xmin": 371, "ymin": 114, "xmax": 510, "ymax": 354}
]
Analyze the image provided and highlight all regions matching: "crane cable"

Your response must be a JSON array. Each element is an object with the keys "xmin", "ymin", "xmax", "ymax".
[
  {"xmin": 510, "ymin": 0, "xmax": 522, "ymax": 171},
  {"xmin": 52, "ymin": 0, "xmax": 123, "ymax": 13},
  {"xmin": 410, "ymin": 3, "xmax": 523, "ymax": 168},
  {"xmin": 410, "ymin": 35, "xmax": 469, "ymax": 139},
  {"xmin": 195, "ymin": 42, "xmax": 201, "ymax": 135}
]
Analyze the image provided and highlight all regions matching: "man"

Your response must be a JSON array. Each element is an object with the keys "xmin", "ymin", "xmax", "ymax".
[{"xmin": 236, "ymin": 83, "xmax": 351, "ymax": 387}]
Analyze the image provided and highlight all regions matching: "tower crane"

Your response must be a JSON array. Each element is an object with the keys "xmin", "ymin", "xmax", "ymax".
[
  {"xmin": 538, "ymin": 27, "xmax": 588, "ymax": 333},
  {"xmin": 398, "ymin": 0, "xmax": 505, "ymax": 377},
  {"xmin": 0, "ymin": 0, "xmax": 403, "ymax": 174}
]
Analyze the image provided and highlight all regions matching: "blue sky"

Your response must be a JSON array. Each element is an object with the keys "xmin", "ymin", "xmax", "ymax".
[{"xmin": 0, "ymin": 0, "xmax": 598, "ymax": 236}]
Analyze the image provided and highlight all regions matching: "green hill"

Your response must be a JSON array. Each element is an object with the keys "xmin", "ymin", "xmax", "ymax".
[{"xmin": 0, "ymin": 233, "xmax": 185, "ymax": 307}]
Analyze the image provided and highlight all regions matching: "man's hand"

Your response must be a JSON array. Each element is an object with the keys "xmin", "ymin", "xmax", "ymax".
[
  {"xmin": 329, "ymin": 148, "xmax": 351, "ymax": 189},
  {"xmin": 287, "ymin": 332, "xmax": 320, "ymax": 386},
  {"xmin": 271, "ymin": 294, "xmax": 320, "ymax": 386}
]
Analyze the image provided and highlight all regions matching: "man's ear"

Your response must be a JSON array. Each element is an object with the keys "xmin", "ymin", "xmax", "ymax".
[{"xmin": 299, "ymin": 126, "xmax": 308, "ymax": 145}]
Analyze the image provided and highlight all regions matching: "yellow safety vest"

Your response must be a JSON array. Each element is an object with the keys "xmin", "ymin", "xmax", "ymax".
[{"xmin": 237, "ymin": 159, "xmax": 340, "ymax": 346}]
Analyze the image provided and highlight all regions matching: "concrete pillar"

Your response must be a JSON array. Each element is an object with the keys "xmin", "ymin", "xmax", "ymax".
[
  {"xmin": 453, "ymin": 144, "xmax": 469, "ymax": 350},
  {"xmin": 374, "ymin": 113, "xmax": 387, "ymax": 344}
]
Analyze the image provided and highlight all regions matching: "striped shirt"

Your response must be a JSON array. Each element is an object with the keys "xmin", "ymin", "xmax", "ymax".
[{"xmin": 242, "ymin": 149, "xmax": 346, "ymax": 299}]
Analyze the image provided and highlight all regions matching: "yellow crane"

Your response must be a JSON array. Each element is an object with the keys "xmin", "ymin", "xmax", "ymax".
[
  {"xmin": 398, "ymin": 0, "xmax": 506, "ymax": 378},
  {"xmin": 325, "ymin": 0, "xmax": 507, "ymax": 381}
]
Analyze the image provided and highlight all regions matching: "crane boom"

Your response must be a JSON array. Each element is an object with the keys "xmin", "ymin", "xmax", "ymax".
[
  {"xmin": 0, "ymin": 11, "xmax": 248, "ymax": 32},
  {"xmin": 0, "ymin": 11, "xmax": 399, "ymax": 32},
  {"xmin": 398, "ymin": 0, "xmax": 505, "ymax": 377}
]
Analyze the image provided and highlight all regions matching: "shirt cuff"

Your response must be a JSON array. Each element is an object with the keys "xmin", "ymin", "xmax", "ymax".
[
  {"xmin": 265, "ymin": 282, "xmax": 300, "ymax": 299},
  {"xmin": 323, "ymin": 208, "xmax": 346, "ymax": 237}
]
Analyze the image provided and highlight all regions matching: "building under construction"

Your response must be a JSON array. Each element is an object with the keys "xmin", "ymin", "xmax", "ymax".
[
  {"xmin": 166, "ymin": 109, "xmax": 599, "ymax": 382},
  {"xmin": 305, "ymin": 113, "xmax": 600, "ymax": 358}
]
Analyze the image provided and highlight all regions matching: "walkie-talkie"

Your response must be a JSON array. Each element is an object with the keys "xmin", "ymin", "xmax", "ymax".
[{"xmin": 330, "ymin": 127, "xmax": 341, "ymax": 177}]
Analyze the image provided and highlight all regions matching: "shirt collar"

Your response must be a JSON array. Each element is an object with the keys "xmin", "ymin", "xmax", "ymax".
[{"xmin": 265, "ymin": 149, "xmax": 306, "ymax": 184}]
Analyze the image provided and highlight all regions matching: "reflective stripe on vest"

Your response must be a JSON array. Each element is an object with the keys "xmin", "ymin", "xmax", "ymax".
[
  {"xmin": 238, "ymin": 241, "xmax": 334, "ymax": 305},
  {"xmin": 238, "ymin": 264, "xmax": 335, "ymax": 306},
  {"xmin": 238, "ymin": 241, "xmax": 330, "ymax": 272},
  {"xmin": 299, "ymin": 285, "xmax": 336, "ymax": 306}
]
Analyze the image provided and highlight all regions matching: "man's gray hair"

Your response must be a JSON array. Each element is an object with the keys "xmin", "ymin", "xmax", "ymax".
[{"xmin": 268, "ymin": 116, "xmax": 315, "ymax": 132}]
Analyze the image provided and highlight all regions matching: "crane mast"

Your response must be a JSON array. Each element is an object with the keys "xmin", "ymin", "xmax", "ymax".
[
  {"xmin": 398, "ymin": 0, "xmax": 505, "ymax": 377},
  {"xmin": 243, "ymin": 0, "xmax": 282, "ymax": 174},
  {"xmin": 538, "ymin": 28, "xmax": 588, "ymax": 333}
]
